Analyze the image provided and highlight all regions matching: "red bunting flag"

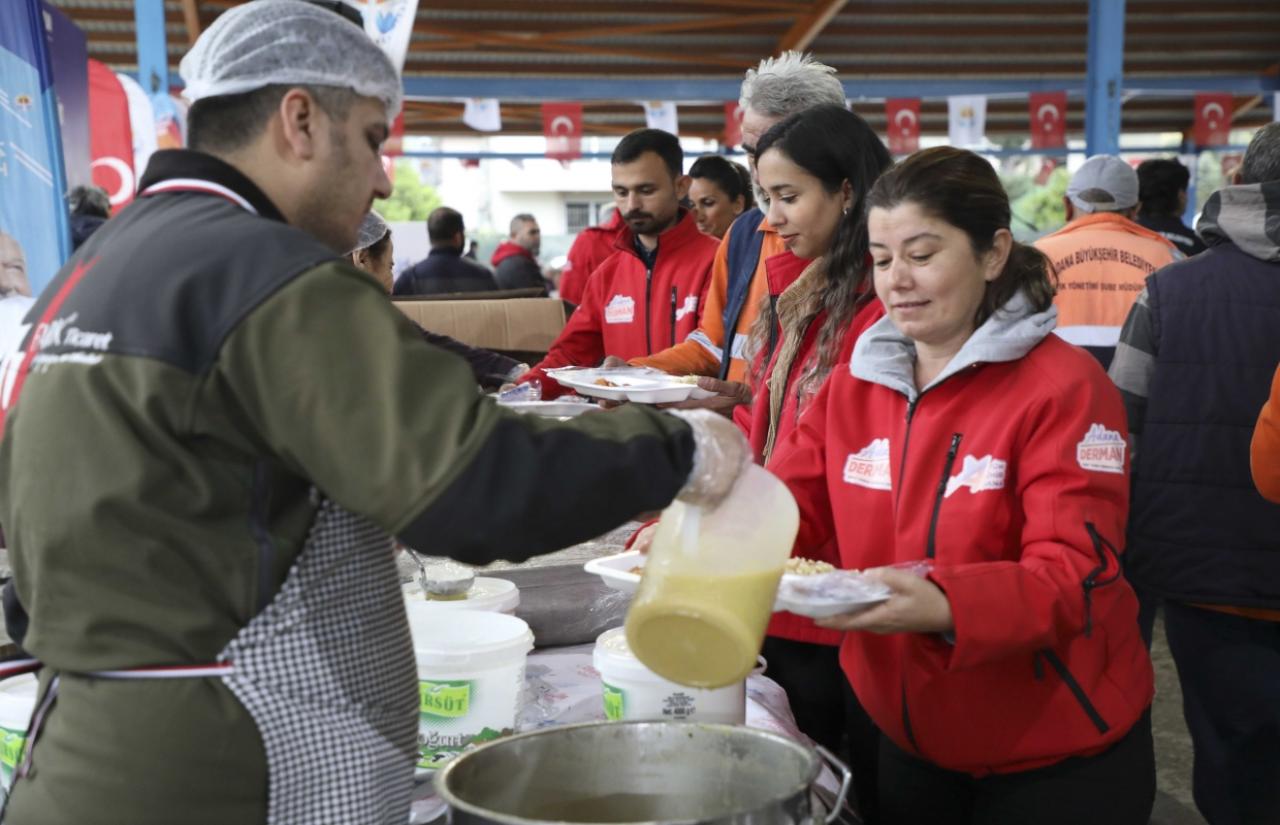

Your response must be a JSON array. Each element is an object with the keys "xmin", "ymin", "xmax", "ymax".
[
  {"xmin": 723, "ymin": 102, "xmax": 744, "ymax": 148},
  {"xmin": 1028, "ymin": 91, "xmax": 1067, "ymax": 149},
  {"xmin": 542, "ymin": 102, "xmax": 583, "ymax": 161},
  {"xmin": 884, "ymin": 98, "xmax": 920, "ymax": 155},
  {"xmin": 1193, "ymin": 93, "xmax": 1233, "ymax": 147}
]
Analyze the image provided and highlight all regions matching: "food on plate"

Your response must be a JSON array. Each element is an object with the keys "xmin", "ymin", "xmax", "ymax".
[
  {"xmin": 674, "ymin": 375, "xmax": 701, "ymax": 385},
  {"xmin": 628, "ymin": 565, "xmax": 644, "ymax": 575},
  {"xmin": 785, "ymin": 557, "xmax": 836, "ymax": 576},
  {"xmin": 594, "ymin": 378, "xmax": 621, "ymax": 388}
]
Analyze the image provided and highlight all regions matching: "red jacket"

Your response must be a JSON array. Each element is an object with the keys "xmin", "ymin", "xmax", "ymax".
[
  {"xmin": 560, "ymin": 210, "xmax": 625, "ymax": 306},
  {"xmin": 732, "ymin": 252, "xmax": 885, "ymax": 647},
  {"xmin": 769, "ymin": 298, "xmax": 1153, "ymax": 775},
  {"xmin": 490, "ymin": 240, "xmax": 533, "ymax": 267},
  {"xmin": 522, "ymin": 211, "xmax": 717, "ymax": 398}
]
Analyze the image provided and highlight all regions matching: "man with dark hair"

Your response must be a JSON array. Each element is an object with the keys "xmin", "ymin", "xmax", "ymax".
[
  {"xmin": 517, "ymin": 128, "xmax": 719, "ymax": 397},
  {"xmin": 633, "ymin": 52, "xmax": 847, "ymax": 389},
  {"xmin": 1136, "ymin": 158, "xmax": 1207, "ymax": 257},
  {"xmin": 489, "ymin": 212, "xmax": 545, "ymax": 292},
  {"xmin": 1109, "ymin": 120, "xmax": 1280, "ymax": 825},
  {"xmin": 0, "ymin": 2, "xmax": 749, "ymax": 822},
  {"xmin": 392, "ymin": 206, "xmax": 498, "ymax": 295}
]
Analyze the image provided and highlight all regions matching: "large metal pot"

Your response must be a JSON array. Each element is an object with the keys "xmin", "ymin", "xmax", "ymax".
[{"xmin": 435, "ymin": 721, "xmax": 852, "ymax": 825}]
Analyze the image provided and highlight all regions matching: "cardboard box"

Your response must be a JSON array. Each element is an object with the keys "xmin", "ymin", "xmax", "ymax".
[{"xmin": 393, "ymin": 297, "xmax": 567, "ymax": 357}]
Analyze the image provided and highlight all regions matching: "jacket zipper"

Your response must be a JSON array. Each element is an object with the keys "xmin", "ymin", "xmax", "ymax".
[
  {"xmin": 644, "ymin": 265, "xmax": 654, "ymax": 353},
  {"xmin": 670, "ymin": 286, "xmax": 678, "ymax": 348},
  {"xmin": 900, "ymin": 682, "xmax": 921, "ymax": 754},
  {"xmin": 1034, "ymin": 649, "xmax": 1110, "ymax": 734},
  {"xmin": 248, "ymin": 461, "xmax": 275, "ymax": 613},
  {"xmin": 924, "ymin": 433, "xmax": 963, "ymax": 559},
  {"xmin": 1081, "ymin": 522, "xmax": 1123, "ymax": 638},
  {"xmin": 893, "ymin": 400, "xmax": 920, "ymax": 510}
]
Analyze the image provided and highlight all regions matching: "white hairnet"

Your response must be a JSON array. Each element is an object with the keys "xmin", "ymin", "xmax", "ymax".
[
  {"xmin": 350, "ymin": 211, "xmax": 390, "ymax": 254},
  {"xmin": 180, "ymin": 0, "xmax": 402, "ymax": 121}
]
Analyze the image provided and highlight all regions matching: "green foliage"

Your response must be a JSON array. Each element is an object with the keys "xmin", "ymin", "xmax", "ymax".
[
  {"xmin": 374, "ymin": 160, "xmax": 442, "ymax": 221},
  {"xmin": 1009, "ymin": 166, "xmax": 1070, "ymax": 240}
]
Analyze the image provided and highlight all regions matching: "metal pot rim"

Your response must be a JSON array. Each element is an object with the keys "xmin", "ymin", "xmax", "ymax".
[{"xmin": 434, "ymin": 720, "xmax": 822, "ymax": 825}]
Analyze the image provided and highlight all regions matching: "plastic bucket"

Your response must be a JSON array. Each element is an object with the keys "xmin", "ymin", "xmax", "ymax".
[
  {"xmin": 405, "ymin": 605, "xmax": 533, "ymax": 770},
  {"xmin": 593, "ymin": 627, "xmax": 757, "ymax": 725},
  {"xmin": 403, "ymin": 577, "xmax": 520, "ymax": 615},
  {"xmin": 0, "ymin": 675, "xmax": 37, "ymax": 795}
]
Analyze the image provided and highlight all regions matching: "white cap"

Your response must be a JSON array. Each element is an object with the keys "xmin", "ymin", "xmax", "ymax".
[
  {"xmin": 1067, "ymin": 155, "xmax": 1140, "ymax": 214},
  {"xmin": 350, "ymin": 210, "xmax": 389, "ymax": 254},
  {"xmin": 179, "ymin": 0, "xmax": 402, "ymax": 122}
]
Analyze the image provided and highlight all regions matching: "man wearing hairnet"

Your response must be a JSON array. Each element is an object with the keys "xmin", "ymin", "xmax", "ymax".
[{"xmin": 0, "ymin": 2, "xmax": 748, "ymax": 822}]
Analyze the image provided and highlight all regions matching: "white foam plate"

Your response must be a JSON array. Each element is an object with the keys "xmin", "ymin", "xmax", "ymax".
[
  {"xmin": 584, "ymin": 550, "xmax": 645, "ymax": 594},
  {"xmin": 774, "ymin": 571, "xmax": 892, "ymax": 619},
  {"xmin": 545, "ymin": 367, "xmax": 716, "ymax": 404},
  {"xmin": 497, "ymin": 399, "xmax": 600, "ymax": 418}
]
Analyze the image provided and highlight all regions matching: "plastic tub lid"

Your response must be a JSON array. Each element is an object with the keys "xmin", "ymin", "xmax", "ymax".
[
  {"xmin": 406, "ymin": 606, "xmax": 533, "ymax": 670},
  {"xmin": 0, "ymin": 675, "xmax": 38, "ymax": 732},
  {"xmin": 403, "ymin": 576, "xmax": 519, "ymax": 614},
  {"xmin": 593, "ymin": 626, "xmax": 669, "ymax": 683}
]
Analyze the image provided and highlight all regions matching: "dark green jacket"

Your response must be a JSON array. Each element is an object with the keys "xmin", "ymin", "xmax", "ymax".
[{"xmin": 0, "ymin": 150, "xmax": 692, "ymax": 823}]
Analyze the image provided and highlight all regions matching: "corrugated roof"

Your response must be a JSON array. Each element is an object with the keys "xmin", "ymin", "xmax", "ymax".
[{"xmin": 48, "ymin": 0, "xmax": 1280, "ymax": 141}]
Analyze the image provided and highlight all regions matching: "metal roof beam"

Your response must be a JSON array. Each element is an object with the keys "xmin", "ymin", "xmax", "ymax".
[
  {"xmin": 1084, "ymin": 0, "xmax": 1125, "ymax": 156},
  {"xmin": 398, "ymin": 74, "xmax": 1280, "ymax": 103},
  {"xmin": 777, "ymin": 0, "xmax": 850, "ymax": 54},
  {"xmin": 133, "ymin": 0, "xmax": 168, "ymax": 99},
  {"xmin": 179, "ymin": 0, "xmax": 199, "ymax": 46}
]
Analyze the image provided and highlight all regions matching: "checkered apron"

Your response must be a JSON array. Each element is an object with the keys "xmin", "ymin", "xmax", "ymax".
[{"xmin": 216, "ymin": 497, "xmax": 420, "ymax": 824}]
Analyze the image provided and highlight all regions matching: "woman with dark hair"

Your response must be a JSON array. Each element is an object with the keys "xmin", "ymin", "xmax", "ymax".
[
  {"xmin": 688, "ymin": 155, "xmax": 754, "ymax": 239},
  {"xmin": 741, "ymin": 103, "xmax": 892, "ymax": 822},
  {"xmin": 769, "ymin": 146, "xmax": 1156, "ymax": 824}
]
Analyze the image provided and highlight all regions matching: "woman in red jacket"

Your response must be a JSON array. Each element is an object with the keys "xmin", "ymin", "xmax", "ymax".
[
  {"xmin": 735, "ymin": 103, "xmax": 890, "ymax": 822},
  {"xmin": 769, "ymin": 147, "xmax": 1156, "ymax": 824}
]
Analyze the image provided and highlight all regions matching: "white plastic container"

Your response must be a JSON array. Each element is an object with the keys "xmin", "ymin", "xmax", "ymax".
[
  {"xmin": 0, "ymin": 675, "xmax": 37, "ymax": 794},
  {"xmin": 593, "ymin": 627, "xmax": 752, "ymax": 725},
  {"xmin": 627, "ymin": 464, "xmax": 799, "ymax": 688},
  {"xmin": 402, "ymin": 576, "xmax": 519, "ymax": 615},
  {"xmin": 405, "ymin": 605, "xmax": 533, "ymax": 770}
]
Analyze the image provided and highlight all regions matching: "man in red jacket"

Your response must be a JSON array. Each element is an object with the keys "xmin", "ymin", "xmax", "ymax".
[
  {"xmin": 519, "ymin": 129, "xmax": 718, "ymax": 398},
  {"xmin": 490, "ymin": 213, "xmax": 547, "ymax": 293}
]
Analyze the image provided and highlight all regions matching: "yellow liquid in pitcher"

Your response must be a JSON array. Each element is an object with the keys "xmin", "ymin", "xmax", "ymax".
[{"xmin": 625, "ymin": 567, "xmax": 783, "ymax": 689}]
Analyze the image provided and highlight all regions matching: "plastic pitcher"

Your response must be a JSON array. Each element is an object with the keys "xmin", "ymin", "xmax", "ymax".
[{"xmin": 625, "ymin": 464, "xmax": 799, "ymax": 689}]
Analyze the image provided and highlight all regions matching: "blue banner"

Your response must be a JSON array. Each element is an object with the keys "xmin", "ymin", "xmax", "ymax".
[
  {"xmin": 0, "ymin": 0, "xmax": 73, "ymax": 297},
  {"xmin": 45, "ymin": 3, "xmax": 90, "ymax": 190}
]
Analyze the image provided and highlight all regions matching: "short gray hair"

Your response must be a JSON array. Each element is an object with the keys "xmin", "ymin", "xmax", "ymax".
[
  {"xmin": 1241, "ymin": 123, "xmax": 1280, "ymax": 185},
  {"xmin": 739, "ymin": 51, "xmax": 845, "ymax": 118},
  {"xmin": 509, "ymin": 213, "xmax": 537, "ymax": 234}
]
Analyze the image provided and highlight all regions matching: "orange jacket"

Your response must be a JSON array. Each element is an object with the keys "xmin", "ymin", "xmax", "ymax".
[
  {"xmin": 1035, "ymin": 213, "xmax": 1178, "ymax": 347},
  {"xmin": 1252, "ymin": 363, "xmax": 1280, "ymax": 503},
  {"xmin": 631, "ymin": 217, "xmax": 786, "ymax": 382}
]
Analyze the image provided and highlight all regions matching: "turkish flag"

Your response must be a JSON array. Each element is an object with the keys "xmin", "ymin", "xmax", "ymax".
[
  {"xmin": 1029, "ymin": 91, "xmax": 1067, "ymax": 149},
  {"xmin": 87, "ymin": 59, "xmax": 136, "ymax": 209},
  {"xmin": 1193, "ymin": 93, "xmax": 1233, "ymax": 147},
  {"xmin": 884, "ymin": 98, "xmax": 920, "ymax": 155},
  {"xmin": 723, "ymin": 102, "xmax": 744, "ymax": 148},
  {"xmin": 542, "ymin": 103, "xmax": 583, "ymax": 161}
]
